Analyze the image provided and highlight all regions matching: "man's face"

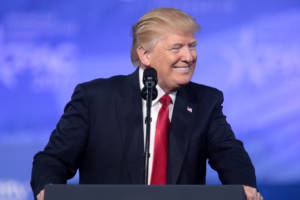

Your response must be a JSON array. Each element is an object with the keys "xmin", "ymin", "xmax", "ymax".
[{"xmin": 146, "ymin": 32, "xmax": 197, "ymax": 92}]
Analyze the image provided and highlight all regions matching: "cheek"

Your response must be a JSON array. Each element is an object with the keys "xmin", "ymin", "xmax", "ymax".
[
  {"xmin": 155, "ymin": 57, "xmax": 173, "ymax": 71},
  {"xmin": 150, "ymin": 53, "xmax": 165, "ymax": 66},
  {"xmin": 169, "ymin": 55, "xmax": 183, "ymax": 66}
]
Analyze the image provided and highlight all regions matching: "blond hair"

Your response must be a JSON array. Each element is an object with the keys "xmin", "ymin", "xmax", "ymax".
[{"xmin": 131, "ymin": 8, "xmax": 200, "ymax": 66}]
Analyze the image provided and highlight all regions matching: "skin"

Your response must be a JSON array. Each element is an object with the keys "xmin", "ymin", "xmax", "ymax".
[
  {"xmin": 243, "ymin": 185, "xmax": 264, "ymax": 200},
  {"xmin": 137, "ymin": 31, "xmax": 197, "ymax": 93},
  {"xmin": 36, "ymin": 31, "xmax": 263, "ymax": 200},
  {"xmin": 37, "ymin": 189, "xmax": 44, "ymax": 200}
]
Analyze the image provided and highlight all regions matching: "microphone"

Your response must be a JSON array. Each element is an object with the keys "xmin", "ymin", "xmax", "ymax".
[
  {"xmin": 141, "ymin": 67, "xmax": 158, "ymax": 100},
  {"xmin": 141, "ymin": 66, "xmax": 158, "ymax": 185}
]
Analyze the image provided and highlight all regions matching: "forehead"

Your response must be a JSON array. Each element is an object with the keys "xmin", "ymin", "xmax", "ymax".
[{"xmin": 159, "ymin": 31, "xmax": 196, "ymax": 45}]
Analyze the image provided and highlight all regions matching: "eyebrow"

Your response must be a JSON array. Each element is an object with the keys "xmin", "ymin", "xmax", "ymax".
[
  {"xmin": 170, "ymin": 43, "xmax": 183, "ymax": 48},
  {"xmin": 169, "ymin": 40, "xmax": 197, "ymax": 48}
]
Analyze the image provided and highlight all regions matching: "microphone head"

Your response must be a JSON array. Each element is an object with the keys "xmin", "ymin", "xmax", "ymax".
[
  {"xmin": 141, "ymin": 86, "xmax": 158, "ymax": 100},
  {"xmin": 143, "ymin": 67, "xmax": 157, "ymax": 86}
]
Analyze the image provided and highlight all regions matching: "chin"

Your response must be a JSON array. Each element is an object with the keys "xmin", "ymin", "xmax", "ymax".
[
  {"xmin": 174, "ymin": 81, "xmax": 190, "ymax": 90},
  {"xmin": 177, "ymin": 77, "xmax": 192, "ymax": 85}
]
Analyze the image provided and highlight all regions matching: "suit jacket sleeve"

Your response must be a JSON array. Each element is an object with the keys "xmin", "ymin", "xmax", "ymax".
[
  {"xmin": 30, "ymin": 84, "xmax": 89, "ymax": 196},
  {"xmin": 206, "ymin": 90, "xmax": 257, "ymax": 187}
]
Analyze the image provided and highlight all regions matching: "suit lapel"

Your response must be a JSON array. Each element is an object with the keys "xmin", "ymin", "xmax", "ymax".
[
  {"xmin": 167, "ymin": 85, "xmax": 195, "ymax": 184},
  {"xmin": 115, "ymin": 69, "xmax": 145, "ymax": 184}
]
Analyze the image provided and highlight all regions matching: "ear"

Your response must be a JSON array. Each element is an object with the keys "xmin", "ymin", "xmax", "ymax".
[{"xmin": 136, "ymin": 46, "xmax": 151, "ymax": 67}]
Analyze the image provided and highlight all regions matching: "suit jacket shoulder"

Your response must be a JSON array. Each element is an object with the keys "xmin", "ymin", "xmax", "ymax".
[
  {"xmin": 185, "ymin": 81, "xmax": 223, "ymax": 104},
  {"xmin": 73, "ymin": 69, "xmax": 140, "ymax": 110}
]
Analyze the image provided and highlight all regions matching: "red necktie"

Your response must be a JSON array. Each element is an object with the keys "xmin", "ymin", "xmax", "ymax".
[{"xmin": 150, "ymin": 93, "xmax": 171, "ymax": 185}]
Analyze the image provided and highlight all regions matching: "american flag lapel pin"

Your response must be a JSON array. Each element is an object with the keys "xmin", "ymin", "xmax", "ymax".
[{"xmin": 187, "ymin": 106, "xmax": 193, "ymax": 113}]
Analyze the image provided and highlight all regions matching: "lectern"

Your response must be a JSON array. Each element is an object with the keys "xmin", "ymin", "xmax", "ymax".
[{"xmin": 44, "ymin": 184, "xmax": 246, "ymax": 200}]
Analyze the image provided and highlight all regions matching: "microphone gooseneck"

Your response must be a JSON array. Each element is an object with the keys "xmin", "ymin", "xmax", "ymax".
[{"xmin": 142, "ymin": 66, "xmax": 158, "ymax": 185}]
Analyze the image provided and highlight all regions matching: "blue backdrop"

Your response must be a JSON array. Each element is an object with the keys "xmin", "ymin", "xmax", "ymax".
[{"xmin": 0, "ymin": 0, "xmax": 300, "ymax": 199}]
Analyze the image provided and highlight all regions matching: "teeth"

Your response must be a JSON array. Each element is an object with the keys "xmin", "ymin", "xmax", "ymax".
[{"xmin": 173, "ymin": 66, "xmax": 190, "ymax": 71}]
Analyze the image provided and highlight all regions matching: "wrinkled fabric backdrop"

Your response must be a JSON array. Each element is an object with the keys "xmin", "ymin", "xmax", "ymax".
[{"xmin": 0, "ymin": 0, "xmax": 300, "ymax": 199}]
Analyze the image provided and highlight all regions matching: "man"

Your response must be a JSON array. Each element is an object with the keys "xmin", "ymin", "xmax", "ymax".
[{"xmin": 31, "ymin": 8, "xmax": 263, "ymax": 200}]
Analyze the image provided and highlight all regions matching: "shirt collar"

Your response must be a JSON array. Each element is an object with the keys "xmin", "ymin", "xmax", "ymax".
[{"xmin": 139, "ymin": 67, "xmax": 176, "ymax": 105}]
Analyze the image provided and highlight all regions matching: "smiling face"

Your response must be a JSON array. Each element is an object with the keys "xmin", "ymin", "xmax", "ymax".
[{"xmin": 138, "ymin": 31, "xmax": 197, "ymax": 93}]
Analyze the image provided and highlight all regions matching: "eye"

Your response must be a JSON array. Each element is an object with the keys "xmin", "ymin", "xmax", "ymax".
[
  {"xmin": 189, "ymin": 43, "xmax": 197, "ymax": 49},
  {"xmin": 171, "ymin": 47, "xmax": 181, "ymax": 51},
  {"xmin": 169, "ymin": 44, "xmax": 183, "ymax": 52}
]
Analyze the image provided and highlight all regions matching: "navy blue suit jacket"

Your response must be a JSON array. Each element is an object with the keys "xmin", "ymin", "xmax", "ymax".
[{"xmin": 31, "ymin": 69, "xmax": 256, "ymax": 196}]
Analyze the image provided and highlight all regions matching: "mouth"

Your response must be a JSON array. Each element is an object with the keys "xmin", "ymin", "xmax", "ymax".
[{"xmin": 172, "ymin": 65, "xmax": 192, "ymax": 72}]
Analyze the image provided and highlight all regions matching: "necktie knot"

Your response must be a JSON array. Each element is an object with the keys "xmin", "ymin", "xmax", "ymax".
[{"xmin": 159, "ymin": 93, "xmax": 171, "ymax": 107}]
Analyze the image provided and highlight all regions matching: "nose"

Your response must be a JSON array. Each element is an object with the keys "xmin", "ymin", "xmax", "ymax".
[{"xmin": 181, "ymin": 46, "xmax": 194, "ymax": 63}]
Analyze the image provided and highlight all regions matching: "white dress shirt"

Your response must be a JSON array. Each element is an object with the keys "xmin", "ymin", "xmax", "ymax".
[{"xmin": 139, "ymin": 67, "xmax": 177, "ymax": 184}]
